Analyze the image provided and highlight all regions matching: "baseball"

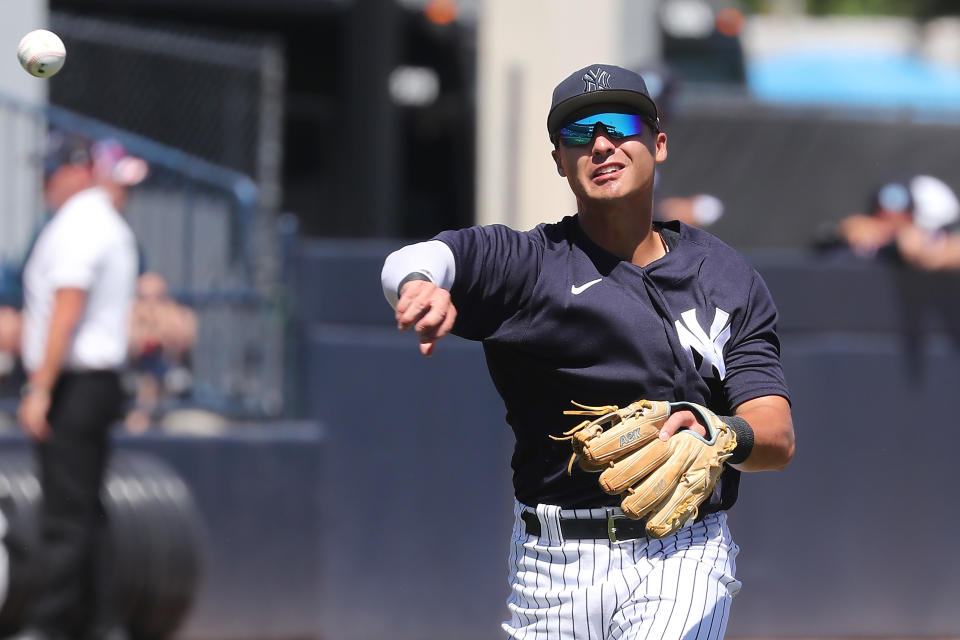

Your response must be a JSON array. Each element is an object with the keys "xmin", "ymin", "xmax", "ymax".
[{"xmin": 17, "ymin": 29, "xmax": 66, "ymax": 78}]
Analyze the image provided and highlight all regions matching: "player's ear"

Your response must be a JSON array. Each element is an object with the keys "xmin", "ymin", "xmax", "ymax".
[
  {"xmin": 551, "ymin": 148, "xmax": 566, "ymax": 177},
  {"xmin": 655, "ymin": 131, "xmax": 668, "ymax": 163}
]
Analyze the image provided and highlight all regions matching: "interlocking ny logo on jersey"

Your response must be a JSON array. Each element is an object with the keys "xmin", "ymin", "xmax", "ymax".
[
  {"xmin": 583, "ymin": 68, "xmax": 612, "ymax": 92},
  {"xmin": 675, "ymin": 308, "xmax": 731, "ymax": 380}
]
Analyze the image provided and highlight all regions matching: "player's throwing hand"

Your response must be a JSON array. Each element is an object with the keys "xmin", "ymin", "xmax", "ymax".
[{"xmin": 395, "ymin": 280, "xmax": 457, "ymax": 356}]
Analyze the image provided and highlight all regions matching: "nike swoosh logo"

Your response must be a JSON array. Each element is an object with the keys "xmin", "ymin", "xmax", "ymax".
[{"xmin": 571, "ymin": 278, "xmax": 602, "ymax": 295}]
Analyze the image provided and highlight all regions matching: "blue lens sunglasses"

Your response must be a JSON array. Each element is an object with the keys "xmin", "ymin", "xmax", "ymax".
[{"xmin": 554, "ymin": 113, "xmax": 656, "ymax": 146}]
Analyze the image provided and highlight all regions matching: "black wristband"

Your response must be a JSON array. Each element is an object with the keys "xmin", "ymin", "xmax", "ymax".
[
  {"xmin": 719, "ymin": 415, "xmax": 754, "ymax": 465},
  {"xmin": 398, "ymin": 272, "xmax": 432, "ymax": 294}
]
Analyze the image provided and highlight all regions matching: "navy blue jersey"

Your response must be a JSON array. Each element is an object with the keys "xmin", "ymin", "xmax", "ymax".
[{"xmin": 435, "ymin": 217, "xmax": 790, "ymax": 510}]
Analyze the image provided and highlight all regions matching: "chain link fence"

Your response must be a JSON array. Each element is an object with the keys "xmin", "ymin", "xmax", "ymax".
[{"xmin": 49, "ymin": 11, "xmax": 285, "ymax": 287}]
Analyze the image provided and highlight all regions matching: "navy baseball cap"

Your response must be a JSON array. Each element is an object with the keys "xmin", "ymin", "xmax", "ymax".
[
  {"xmin": 42, "ymin": 130, "xmax": 93, "ymax": 180},
  {"xmin": 547, "ymin": 63, "xmax": 659, "ymax": 137}
]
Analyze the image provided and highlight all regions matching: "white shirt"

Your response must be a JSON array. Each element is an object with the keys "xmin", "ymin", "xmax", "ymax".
[{"xmin": 21, "ymin": 186, "xmax": 138, "ymax": 373}]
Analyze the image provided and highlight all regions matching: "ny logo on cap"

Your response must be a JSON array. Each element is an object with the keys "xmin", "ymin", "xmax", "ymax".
[{"xmin": 582, "ymin": 68, "xmax": 612, "ymax": 92}]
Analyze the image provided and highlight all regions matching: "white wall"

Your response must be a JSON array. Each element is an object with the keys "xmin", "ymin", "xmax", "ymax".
[
  {"xmin": 476, "ymin": 0, "xmax": 659, "ymax": 230},
  {"xmin": 0, "ymin": 1, "xmax": 49, "ymax": 261},
  {"xmin": 1, "ymin": 3, "xmax": 50, "ymax": 101}
]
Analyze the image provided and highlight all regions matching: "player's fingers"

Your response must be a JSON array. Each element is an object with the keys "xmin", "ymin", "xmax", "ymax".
[
  {"xmin": 659, "ymin": 410, "xmax": 706, "ymax": 440},
  {"xmin": 414, "ymin": 306, "xmax": 447, "ymax": 334},
  {"xmin": 398, "ymin": 285, "xmax": 453, "ymax": 356},
  {"xmin": 415, "ymin": 299, "xmax": 457, "ymax": 339},
  {"xmin": 414, "ymin": 302, "xmax": 456, "ymax": 358},
  {"xmin": 411, "ymin": 288, "xmax": 453, "ymax": 330},
  {"xmin": 396, "ymin": 279, "xmax": 432, "ymax": 312},
  {"xmin": 419, "ymin": 337, "xmax": 436, "ymax": 357},
  {"xmin": 396, "ymin": 283, "xmax": 436, "ymax": 330},
  {"xmin": 436, "ymin": 304, "xmax": 457, "ymax": 337}
]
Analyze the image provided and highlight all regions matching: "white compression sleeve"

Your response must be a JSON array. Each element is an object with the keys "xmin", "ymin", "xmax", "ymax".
[{"xmin": 381, "ymin": 240, "xmax": 456, "ymax": 309}]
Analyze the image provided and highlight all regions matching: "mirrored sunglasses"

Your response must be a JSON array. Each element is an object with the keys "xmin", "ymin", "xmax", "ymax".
[{"xmin": 556, "ymin": 113, "xmax": 652, "ymax": 146}]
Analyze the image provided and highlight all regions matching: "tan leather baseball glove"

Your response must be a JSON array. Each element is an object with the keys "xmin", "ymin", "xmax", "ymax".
[{"xmin": 552, "ymin": 399, "xmax": 737, "ymax": 539}]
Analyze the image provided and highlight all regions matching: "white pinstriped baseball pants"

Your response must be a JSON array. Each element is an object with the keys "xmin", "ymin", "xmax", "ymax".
[{"xmin": 503, "ymin": 500, "xmax": 741, "ymax": 640}]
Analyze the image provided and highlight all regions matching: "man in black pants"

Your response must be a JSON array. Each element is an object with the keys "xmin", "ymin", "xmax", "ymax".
[{"xmin": 16, "ymin": 132, "xmax": 138, "ymax": 640}]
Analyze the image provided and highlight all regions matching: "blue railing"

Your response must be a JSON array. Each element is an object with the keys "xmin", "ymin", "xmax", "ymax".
[{"xmin": 0, "ymin": 90, "xmax": 261, "ymax": 302}]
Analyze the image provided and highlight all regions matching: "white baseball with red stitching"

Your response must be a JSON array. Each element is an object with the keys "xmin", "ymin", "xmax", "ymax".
[{"xmin": 17, "ymin": 29, "xmax": 66, "ymax": 78}]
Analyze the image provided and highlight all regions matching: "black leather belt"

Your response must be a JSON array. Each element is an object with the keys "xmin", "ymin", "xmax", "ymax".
[{"xmin": 521, "ymin": 509, "xmax": 648, "ymax": 543}]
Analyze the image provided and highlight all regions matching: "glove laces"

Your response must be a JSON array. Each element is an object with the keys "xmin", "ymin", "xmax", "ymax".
[{"xmin": 549, "ymin": 400, "xmax": 656, "ymax": 474}]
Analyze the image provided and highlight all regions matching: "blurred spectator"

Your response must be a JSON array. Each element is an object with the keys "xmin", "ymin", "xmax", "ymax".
[
  {"xmin": 895, "ymin": 224, "xmax": 960, "ymax": 271},
  {"xmin": 816, "ymin": 174, "xmax": 960, "ymax": 266},
  {"xmin": 16, "ymin": 130, "xmax": 138, "ymax": 640},
  {"xmin": 125, "ymin": 272, "xmax": 197, "ymax": 433},
  {"xmin": 656, "ymin": 193, "xmax": 725, "ymax": 228},
  {"xmin": 0, "ymin": 139, "xmax": 150, "ymax": 414}
]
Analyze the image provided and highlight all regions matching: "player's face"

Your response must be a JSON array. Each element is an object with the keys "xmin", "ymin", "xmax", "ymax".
[{"xmin": 551, "ymin": 112, "xmax": 667, "ymax": 208}]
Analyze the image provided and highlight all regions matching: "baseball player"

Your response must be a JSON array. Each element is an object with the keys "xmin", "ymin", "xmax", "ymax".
[{"xmin": 381, "ymin": 63, "xmax": 794, "ymax": 639}]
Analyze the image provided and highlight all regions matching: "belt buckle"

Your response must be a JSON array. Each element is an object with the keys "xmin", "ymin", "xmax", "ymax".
[{"xmin": 605, "ymin": 507, "xmax": 629, "ymax": 544}]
